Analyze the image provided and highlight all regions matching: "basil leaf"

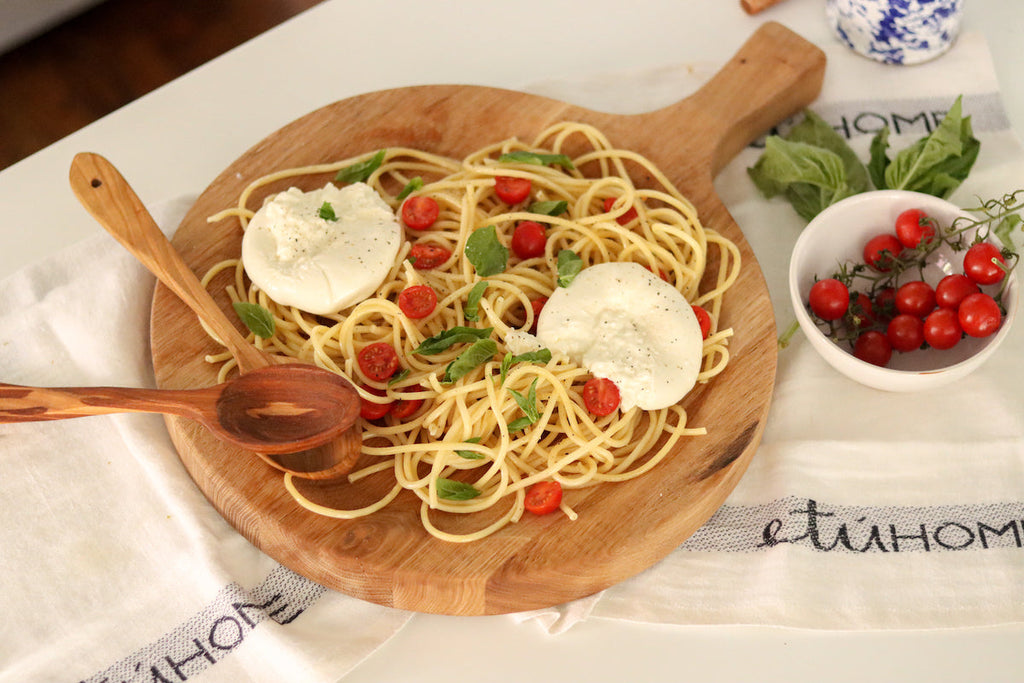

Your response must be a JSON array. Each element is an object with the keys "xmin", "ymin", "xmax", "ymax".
[
  {"xmin": 499, "ymin": 151, "xmax": 575, "ymax": 170},
  {"xmin": 465, "ymin": 225, "xmax": 509, "ymax": 277},
  {"xmin": 415, "ymin": 326, "xmax": 493, "ymax": 355},
  {"xmin": 867, "ymin": 126, "xmax": 891, "ymax": 191},
  {"xmin": 556, "ymin": 249, "xmax": 584, "ymax": 287},
  {"xmin": 884, "ymin": 96, "xmax": 976, "ymax": 196},
  {"xmin": 464, "ymin": 281, "xmax": 488, "ymax": 322},
  {"xmin": 232, "ymin": 302, "xmax": 275, "ymax": 338},
  {"xmin": 747, "ymin": 136, "xmax": 858, "ymax": 221},
  {"xmin": 335, "ymin": 149, "xmax": 385, "ymax": 184},
  {"xmin": 529, "ymin": 200, "xmax": 568, "ymax": 217},
  {"xmin": 396, "ymin": 176, "xmax": 423, "ymax": 201},
  {"xmin": 499, "ymin": 348, "xmax": 551, "ymax": 385},
  {"xmin": 443, "ymin": 338, "xmax": 497, "ymax": 383},
  {"xmin": 507, "ymin": 378, "xmax": 540, "ymax": 431},
  {"xmin": 455, "ymin": 436, "xmax": 485, "ymax": 460},
  {"xmin": 994, "ymin": 214, "xmax": 1023, "ymax": 251},
  {"xmin": 436, "ymin": 478, "xmax": 481, "ymax": 501},
  {"xmin": 787, "ymin": 109, "xmax": 870, "ymax": 194},
  {"xmin": 387, "ymin": 369, "xmax": 410, "ymax": 386},
  {"xmin": 317, "ymin": 201, "xmax": 338, "ymax": 221}
]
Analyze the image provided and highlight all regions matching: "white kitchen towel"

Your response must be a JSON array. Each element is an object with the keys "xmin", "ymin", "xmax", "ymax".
[
  {"xmin": 0, "ymin": 198, "xmax": 411, "ymax": 683},
  {"xmin": 514, "ymin": 31, "xmax": 1024, "ymax": 632}
]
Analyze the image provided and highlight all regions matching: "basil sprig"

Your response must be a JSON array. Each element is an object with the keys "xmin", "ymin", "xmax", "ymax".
[
  {"xmin": 335, "ymin": 149, "xmax": 385, "ymax": 184},
  {"xmin": 396, "ymin": 176, "xmax": 423, "ymax": 201},
  {"xmin": 464, "ymin": 281, "xmax": 488, "ymax": 322},
  {"xmin": 529, "ymin": 200, "xmax": 568, "ymax": 217},
  {"xmin": 465, "ymin": 225, "xmax": 509, "ymax": 276},
  {"xmin": 415, "ymin": 326, "xmax": 493, "ymax": 355},
  {"xmin": 443, "ymin": 338, "xmax": 497, "ymax": 383},
  {"xmin": 232, "ymin": 302, "xmax": 275, "ymax": 339},
  {"xmin": 507, "ymin": 378, "xmax": 541, "ymax": 432},
  {"xmin": 499, "ymin": 349, "xmax": 551, "ymax": 385},
  {"xmin": 499, "ymin": 150, "xmax": 575, "ymax": 170},
  {"xmin": 455, "ymin": 436, "xmax": 485, "ymax": 460}
]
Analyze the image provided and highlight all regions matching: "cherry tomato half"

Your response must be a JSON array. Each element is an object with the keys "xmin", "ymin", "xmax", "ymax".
[
  {"xmin": 408, "ymin": 243, "xmax": 452, "ymax": 270},
  {"xmin": 958, "ymin": 292, "xmax": 1002, "ymax": 338},
  {"xmin": 887, "ymin": 314, "xmax": 925, "ymax": 353},
  {"xmin": 894, "ymin": 208, "xmax": 936, "ymax": 249},
  {"xmin": 863, "ymin": 233, "xmax": 904, "ymax": 272},
  {"xmin": 357, "ymin": 342, "xmax": 401, "ymax": 382},
  {"xmin": 923, "ymin": 307, "xmax": 962, "ymax": 350},
  {"xmin": 808, "ymin": 278, "xmax": 849, "ymax": 321},
  {"xmin": 359, "ymin": 386, "xmax": 393, "ymax": 420},
  {"xmin": 934, "ymin": 273, "xmax": 980, "ymax": 310},
  {"xmin": 494, "ymin": 176, "xmax": 532, "ymax": 204},
  {"xmin": 401, "ymin": 195, "xmax": 440, "ymax": 230},
  {"xmin": 963, "ymin": 242, "xmax": 1007, "ymax": 285},
  {"xmin": 511, "ymin": 220, "xmax": 547, "ymax": 259},
  {"xmin": 602, "ymin": 196, "xmax": 639, "ymax": 225},
  {"xmin": 895, "ymin": 280, "xmax": 936, "ymax": 318},
  {"xmin": 397, "ymin": 284, "xmax": 437, "ymax": 319},
  {"xmin": 853, "ymin": 330, "xmax": 892, "ymax": 367},
  {"xmin": 390, "ymin": 387, "xmax": 425, "ymax": 420},
  {"xmin": 692, "ymin": 305, "xmax": 712, "ymax": 339},
  {"xmin": 582, "ymin": 377, "xmax": 620, "ymax": 416},
  {"xmin": 529, "ymin": 297, "xmax": 547, "ymax": 333},
  {"xmin": 524, "ymin": 480, "xmax": 563, "ymax": 515}
]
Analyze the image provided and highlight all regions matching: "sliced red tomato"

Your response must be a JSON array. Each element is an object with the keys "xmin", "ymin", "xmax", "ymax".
[
  {"xmin": 602, "ymin": 196, "xmax": 638, "ymax": 225},
  {"xmin": 524, "ymin": 480, "xmax": 563, "ymax": 515},
  {"xmin": 390, "ymin": 387, "xmax": 425, "ymax": 420},
  {"xmin": 397, "ymin": 284, "xmax": 437, "ymax": 319},
  {"xmin": 494, "ymin": 176, "xmax": 532, "ymax": 204},
  {"xmin": 357, "ymin": 342, "xmax": 400, "ymax": 382},
  {"xmin": 511, "ymin": 221, "xmax": 546, "ymax": 259},
  {"xmin": 401, "ymin": 195, "xmax": 440, "ymax": 230},
  {"xmin": 359, "ymin": 386, "xmax": 393, "ymax": 420},
  {"xmin": 408, "ymin": 243, "xmax": 452, "ymax": 270},
  {"xmin": 582, "ymin": 377, "xmax": 620, "ymax": 416},
  {"xmin": 691, "ymin": 304, "xmax": 712, "ymax": 339},
  {"xmin": 529, "ymin": 297, "xmax": 547, "ymax": 333}
]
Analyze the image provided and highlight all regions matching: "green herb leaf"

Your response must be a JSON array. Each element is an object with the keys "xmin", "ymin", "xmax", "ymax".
[
  {"xmin": 464, "ymin": 281, "xmax": 488, "ymax": 322},
  {"xmin": 443, "ymin": 338, "xmax": 498, "ymax": 383},
  {"xmin": 232, "ymin": 302, "xmax": 275, "ymax": 338},
  {"xmin": 507, "ymin": 378, "xmax": 540, "ymax": 431},
  {"xmin": 883, "ymin": 96, "xmax": 978, "ymax": 197},
  {"xmin": 414, "ymin": 326, "xmax": 493, "ymax": 355},
  {"xmin": 387, "ymin": 369, "xmax": 410, "ymax": 386},
  {"xmin": 334, "ymin": 149, "xmax": 385, "ymax": 184},
  {"xmin": 465, "ymin": 225, "xmax": 509, "ymax": 277},
  {"xmin": 747, "ymin": 136, "xmax": 859, "ymax": 221},
  {"xmin": 455, "ymin": 436, "xmax": 485, "ymax": 460},
  {"xmin": 556, "ymin": 249, "xmax": 584, "ymax": 287},
  {"xmin": 867, "ymin": 126, "xmax": 891, "ymax": 191},
  {"xmin": 994, "ymin": 214, "xmax": 1023, "ymax": 251},
  {"xmin": 396, "ymin": 176, "xmax": 423, "ymax": 201},
  {"xmin": 499, "ymin": 348, "xmax": 551, "ymax": 385},
  {"xmin": 499, "ymin": 151, "xmax": 574, "ymax": 170},
  {"xmin": 529, "ymin": 200, "xmax": 568, "ymax": 217},
  {"xmin": 317, "ymin": 201, "xmax": 338, "ymax": 221},
  {"xmin": 436, "ymin": 477, "xmax": 481, "ymax": 500}
]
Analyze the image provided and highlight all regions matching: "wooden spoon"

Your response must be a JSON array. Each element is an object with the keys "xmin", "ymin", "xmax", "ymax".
[
  {"xmin": 68, "ymin": 152, "xmax": 363, "ymax": 479},
  {"xmin": 0, "ymin": 363, "xmax": 359, "ymax": 454}
]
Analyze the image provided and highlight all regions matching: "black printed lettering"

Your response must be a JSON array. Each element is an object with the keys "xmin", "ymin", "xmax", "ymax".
[
  {"xmin": 977, "ymin": 521, "xmax": 1022, "ymax": 549},
  {"xmin": 934, "ymin": 522, "xmax": 975, "ymax": 550},
  {"xmin": 208, "ymin": 616, "xmax": 245, "ymax": 651}
]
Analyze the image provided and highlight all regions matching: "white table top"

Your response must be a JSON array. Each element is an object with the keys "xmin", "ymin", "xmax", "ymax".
[{"xmin": 3, "ymin": 1, "xmax": 1023, "ymax": 681}]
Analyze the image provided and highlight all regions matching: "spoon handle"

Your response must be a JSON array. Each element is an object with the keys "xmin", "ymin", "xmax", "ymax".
[
  {"xmin": 68, "ymin": 152, "xmax": 269, "ymax": 373},
  {"xmin": 0, "ymin": 382, "xmax": 213, "ymax": 423}
]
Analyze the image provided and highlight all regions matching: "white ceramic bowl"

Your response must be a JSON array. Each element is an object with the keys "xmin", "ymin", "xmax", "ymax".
[{"xmin": 789, "ymin": 190, "xmax": 1018, "ymax": 392}]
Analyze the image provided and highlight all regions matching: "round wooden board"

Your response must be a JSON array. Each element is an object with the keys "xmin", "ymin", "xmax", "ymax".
[{"xmin": 150, "ymin": 23, "xmax": 824, "ymax": 615}]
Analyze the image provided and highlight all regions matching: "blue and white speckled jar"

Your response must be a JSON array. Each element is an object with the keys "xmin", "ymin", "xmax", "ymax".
[{"xmin": 826, "ymin": 0, "xmax": 964, "ymax": 65}]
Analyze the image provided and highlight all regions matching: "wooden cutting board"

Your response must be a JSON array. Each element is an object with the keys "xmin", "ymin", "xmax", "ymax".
[{"xmin": 150, "ymin": 22, "xmax": 824, "ymax": 615}]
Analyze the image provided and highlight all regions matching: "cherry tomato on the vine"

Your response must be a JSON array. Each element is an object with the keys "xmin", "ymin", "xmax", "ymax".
[
  {"xmin": 853, "ymin": 330, "xmax": 892, "ymax": 367},
  {"xmin": 894, "ymin": 208, "xmax": 936, "ymax": 249},
  {"xmin": 357, "ymin": 342, "xmax": 401, "ymax": 382},
  {"xmin": 873, "ymin": 287, "xmax": 897, "ymax": 323},
  {"xmin": 494, "ymin": 176, "xmax": 532, "ymax": 204},
  {"xmin": 934, "ymin": 273, "xmax": 980, "ymax": 310},
  {"xmin": 808, "ymin": 278, "xmax": 849, "ymax": 321},
  {"xmin": 963, "ymin": 242, "xmax": 1007, "ymax": 285},
  {"xmin": 524, "ymin": 481, "xmax": 563, "ymax": 515},
  {"xmin": 923, "ymin": 308, "xmax": 962, "ymax": 350},
  {"xmin": 408, "ymin": 243, "xmax": 452, "ymax": 270},
  {"xmin": 401, "ymin": 195, "xmax": 440, "ymax": 230},
  {"xmin": 863, "ymin": 233, "xmax": 904, "ymax": 272},
  {"xmin": 895, "ymin": 280, "xmax": 936, "ymax": 318},
  {"xmin": 511, "ymin": 220, "xmax": 547, "ymax": 259},
  {"xmin": 602, "ymin": 197, "xmax": 639, "ymax": 225},
  {"xmin": 582, "ymin": 377, "xmax": 620, "ymax": 416},
  {"xmin": 692, "ymin": 305, "xmax": 712, "ymax": 339},
  {"xmin": 397, "ymin": 284, "xmax": 437, "ymax": 319},
  {"xmin": 958, "ymin": 292, "xmax": 1002, "ymax": 338},
  {"xmin": 849, "ymin": 293, "xmax": 876, "ymax": 329},
  {"xmin": 887, "ymin": 314, "xmax": 925, "ymax": 352}
]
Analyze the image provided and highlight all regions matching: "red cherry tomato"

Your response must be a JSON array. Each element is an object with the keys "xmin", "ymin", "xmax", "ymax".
[
  {"xmin": 359, "ymin": 386, "xmax": 393, "ymax": 420},
  {"xmin": 873, "ymin": 287, "xmax": 897, "ymax": 323},
  {"xmin": 853, "ymin": 330, "xmax": 892, "ymax": 367},
  {"xmin": 408, "ymin": 243, "xmax": 452, "ymax": 270},
  {"xmin": 401, "ymin": 195, "xmax": 440, "ymax": 230},
  {"xmin": 692, "ymin": 305, "xmax": 712, "ymax": 339},
  {"xmin": 894, "ymin": 208, "xmax": 936, "ymax": 249},
  {"xmin": 887, "ymin": 314, "xmax": 925, "ymax": 352},
  {"xmin": 602, "ymin": 197, "xmax": 638, "ymax": 225},
  {"xmin": 934, "ymin": 273, "xmax": 980, "ymax": 310},
  {"xmin": 808, "ymin": 278, "xmax": 849, "ymax": 321},
  {"xmin": 894, "ymin": 280, "xmax": 936, "ymax": 318},
  {"xmin": 397, "ymin": 284, "xmax": 437, "ymax": 319},
  {"xmin": 390, "ymin": 387, "xmax": 425, "ymax": 420},
  {"xmin": 863, "ymin": 233, "xmax": 904, "ymax": 272},
  {"xmin": 529, "ymin": 297, "xmax": 547, "ymax": 333},
  {"xmin": 582, "ymin": 377, "xmax": 621, "ymax": 416},
  {"xmin": 511, "ymin": 221, "xmax": 547, "ymax": 259},
  {"xmin": 963, "ymin": 242, "xmax": 1007, "ymax": 285},
  {"xmin": 923, "ymin": 308, "xmax": 962, "ymax": 350},
  {"xmin": 357, "ymin": 342, "xmax": 401, "ymax": 382},
  {"xmin": 494, "ymin": 176, "xmax": 531, "ymax": 204},
  {"xmin": 524, "ymin": 480, "xmax": 563, "ymax": 515},
  {"xmin": 958, "ymin": 292, "xmax": 1002, "ymax": 338},
  {"xmin": 849, "ymin": 293, "xmax": 876, "ymax": 329}
]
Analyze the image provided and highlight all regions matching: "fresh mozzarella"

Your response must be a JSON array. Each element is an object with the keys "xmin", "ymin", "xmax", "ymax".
[
  {"xmin": 241, "ymin": 182, "xmax": 401, "ymax": 315},
  {"xmin": 535, "ymin": 261, "xmax": 703, "ymax": 411}
]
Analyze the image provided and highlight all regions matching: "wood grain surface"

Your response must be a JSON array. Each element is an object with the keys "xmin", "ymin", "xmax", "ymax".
[{"xmin": 149, "ymin": 22, "xmax": 825, "ymax": 615}]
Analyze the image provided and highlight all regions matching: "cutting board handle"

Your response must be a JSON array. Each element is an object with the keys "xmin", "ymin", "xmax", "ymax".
[{"xmin": 646, "ymin": 21, "xmax": 826, "ymax": 176}]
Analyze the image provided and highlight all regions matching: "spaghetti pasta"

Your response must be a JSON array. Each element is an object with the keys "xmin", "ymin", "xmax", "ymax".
[{"xmin": 203, "ymin": 122, "xmax": 740, "ymax": 542}]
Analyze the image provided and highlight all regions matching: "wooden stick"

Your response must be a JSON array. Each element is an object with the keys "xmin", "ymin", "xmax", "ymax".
[{"xmin": 741, "ymin": 0, "xmax": 788, "ymax": 14}]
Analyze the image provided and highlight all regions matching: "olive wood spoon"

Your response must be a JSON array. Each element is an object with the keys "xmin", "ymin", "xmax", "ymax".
[
  {"xmin": 0, "ymin": 364, "xmax": 359, "ymax": 455},
  {"xmin": 68, "ymin": 152, "xmax": 363, "ymax": 479}
]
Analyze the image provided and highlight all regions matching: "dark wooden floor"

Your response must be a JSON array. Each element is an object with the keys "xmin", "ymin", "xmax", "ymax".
[{"xmin": 0, "ymin": 0, "xmax": 324, "ymax": 171}]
